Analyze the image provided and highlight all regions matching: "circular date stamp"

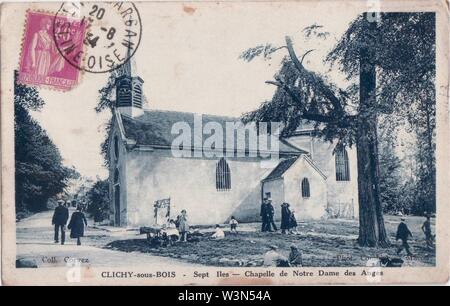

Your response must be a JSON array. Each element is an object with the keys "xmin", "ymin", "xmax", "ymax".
[{"xmin": 53, "ymin": 2, "xmax": 142, "ymax": 73}]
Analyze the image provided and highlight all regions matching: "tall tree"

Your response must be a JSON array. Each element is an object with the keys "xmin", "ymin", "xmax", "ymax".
[
  {"xmin": 241, "ymin": 12, "xmax": 435, "ymax": 247},
  {"xmin": 407, "ymin": 86, "xmax": 436, "ymax": 214},
  {"xmin": 97, "ymin": 72, "xmax": 120, "ymax": 167},
  {"xmin": 14, "ymin": 72, "xmax": 77, "ymax": 212},
  {"xmin": 327, "ymin": 12, "xmax": 435, "ymax": 242},
  {"xmin": 378, "ymin": 120, "xmax": 403, "ymax": 214},
  {"xmin": 86, "ymin": 179, "xmax": 110, "ymax": 222}
]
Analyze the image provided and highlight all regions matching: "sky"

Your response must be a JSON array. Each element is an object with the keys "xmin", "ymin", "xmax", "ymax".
[{"xmin": 29, "ymin": 2, "xmax": 361, "ymax": 180}]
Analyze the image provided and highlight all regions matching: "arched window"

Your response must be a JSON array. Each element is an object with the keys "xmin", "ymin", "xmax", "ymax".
[
  {"xmin": 114, "ymin": 136, "xmax": 119, "ymax": 160},
  {"xmin": 335, "ymin": 147, "xmax": 350, "ymax": 181},
  {"xmin": 117, "ymin": 79, "xmax": 132, "ymax": 107},
  {"xmin": 301, "ymin": 178, "xmax": 310, "ymax": 198},
  {"xmin": 216, "ymin": 158, "xmax": 231, "ymax": 191}
]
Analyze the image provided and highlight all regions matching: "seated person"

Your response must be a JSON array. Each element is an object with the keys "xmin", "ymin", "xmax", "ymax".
[
  {"xmin": 164, "ymin": 219, "xmax": 180, "ymax": 241},
  {"xmin": 167, "ymin": 219, "xmax": 177, "ymax": 229},
  {"xmin": 263, "ymin": 245, "xmax": 288, "ymax": 267},
  {"xmin": 288, "ymin": 244, "xmax": 303, "ymax": 267},
  {"xmin": 211, "ymin": 224, "xmax": 225, "ymax": 240},
  {"xmin": 289, "ymin": 211, "xmax": 299, "ymax": 235}
]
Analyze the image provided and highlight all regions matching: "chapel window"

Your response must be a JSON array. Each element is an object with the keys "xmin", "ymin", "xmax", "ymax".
[
  {"xmin": 335, "ymin": 146, "xmax": 350, "ymax": 181},
  {"xmin": 216, "ymin": 158, "xmax": 231, "ymax": 191},
  {"xmin": 301, "ymin": 178, "xmax": 310, "ymax": 198}
]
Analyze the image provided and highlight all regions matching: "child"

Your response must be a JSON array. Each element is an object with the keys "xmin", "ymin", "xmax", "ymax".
[
  {"xmin": 168, "ymin": 219, "xmax": 177, "ymax": 229},
  {"xmin": 165, "ymin": 219, "xmax": 180, "ymax": 242},
  {"xmin": 211, "ymin": 224, "xmax": 225, "ymax": 240},
  {"xmin": 229, "ymin": 216, "xmax": 239, "ymax": 234},
  {"xmin": 178, "ymin": 210, "xmax": 189, "ymax": 242},
  {"xmin": 289, "ymin": 210, "xmax": 299, "ymax": 234}
]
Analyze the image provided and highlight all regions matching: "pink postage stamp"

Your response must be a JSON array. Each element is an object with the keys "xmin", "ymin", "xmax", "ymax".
[{"xmin": 18, "ymin": 11, "xmax": 86, "ymax": 91}]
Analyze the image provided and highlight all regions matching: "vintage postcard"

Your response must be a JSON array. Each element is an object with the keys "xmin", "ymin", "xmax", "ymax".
[{"xmin": 1, "ymin": 0, "xmax": 449, "ymax": 286}]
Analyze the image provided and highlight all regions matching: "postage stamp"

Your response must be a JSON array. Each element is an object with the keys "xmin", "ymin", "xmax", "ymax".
[{"xmin": 18, "ymin": 11, "xmax": 86, "ymax": 91}]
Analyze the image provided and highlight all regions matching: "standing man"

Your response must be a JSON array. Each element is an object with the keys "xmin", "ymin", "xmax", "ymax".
[
  {"xmin": 52, "ymin": 200, "xmax": 69, "ymax": 245},
  {"xmin": 266, "ymin": 197, "xmax": 277, "ymax": 232},
  {"xmin": 396, "ymin": 217, "xmax": 413, "ymax": 256},
  {"xmin": 421, "ymin": 214, "xmax": 434, "ymax": 249},
  {"xmin": 260, "ymin": 197, "xmax": 269, "ymax": 232}
]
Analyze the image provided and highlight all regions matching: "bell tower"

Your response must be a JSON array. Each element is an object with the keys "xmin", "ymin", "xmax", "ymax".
[{"xmin": 115, "ymin": 51, "xmax": 144, "ymax": 118}]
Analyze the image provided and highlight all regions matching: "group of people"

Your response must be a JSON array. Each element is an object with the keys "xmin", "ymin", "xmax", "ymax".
[
  {"xmin": 262, "ymin": 214, "xmax": 434, "ymax": 267},
  {"xmin": 52, "ymin": 200, "xmax": 88, "ymax": 246},
  {"xmin": 261, "ymin": 195, "xmax": 298, "ymax": 234},
  {"xmin": 208, "ymin": 216, "xmax": 239, "ymax": 239},
  {"xmin": 164, "ymin": 210, "xmax": 239, "ymax": 243},
  {"xmin": 166, "ymin": 209, "xmax": 214, "ymax": 243},
  {"xmin": 53, "ymin": 194, "xmax": 433, "ymax": 261},
  {"xmin": 259, "ymin": 196, "xmax": 303, "ymax": 267},
  {"xmin": 395, "ymin": 214, "xmax": 435, "ymax": 256}
]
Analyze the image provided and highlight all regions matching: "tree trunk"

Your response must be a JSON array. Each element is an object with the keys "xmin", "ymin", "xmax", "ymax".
[{"xmin": 356, "ymin": 18, "xmax": 389, "ymax": 247}]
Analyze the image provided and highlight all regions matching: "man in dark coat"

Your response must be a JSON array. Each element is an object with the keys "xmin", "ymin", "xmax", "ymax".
[
  {"xmin": 396, "ymin": 217, "xmax": 413, "ymax": 256},
  {"xmin": 266, "ymin": 198, "xmax": 277, "ymax": 232},
  {"xmin": 52, "ymin": 200, "xmax": 69, "ymax": 244},
  {"xmin": 68, "ymin": 206, "xmax": 88, "ymax": 246},
  {"xmin": 260, "ymin": 198, "xmax": 269, "ymax": 232}
]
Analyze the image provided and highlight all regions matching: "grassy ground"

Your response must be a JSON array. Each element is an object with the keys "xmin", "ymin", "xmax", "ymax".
[{"xmin": 104, "ymin": 215, "xmax": 435, "ymax": 267}]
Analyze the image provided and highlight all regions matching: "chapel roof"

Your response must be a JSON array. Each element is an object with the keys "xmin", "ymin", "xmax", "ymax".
[
  {"xmin": 262, "ymin": 157, "xmax": 299, "ymax": 181},
  {"xmin": 262, "ymin": 155, "xmax": 327, "ymax": 182},
  {"xmin": 119, "ymin": 109, "xmax": 307, "ymax": 155}
]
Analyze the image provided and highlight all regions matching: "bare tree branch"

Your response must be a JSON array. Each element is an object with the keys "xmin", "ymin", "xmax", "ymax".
[
  {"xmin": 300, "ymin": 49, "xmax": 315, "ymax": 65},
  {"xmin": 266, "ymin": 78, "xmax": 356, "ymax": 128},
  {"xmin": 285, "ymin": 36, "xmax": 346, "ymax": 114}
]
